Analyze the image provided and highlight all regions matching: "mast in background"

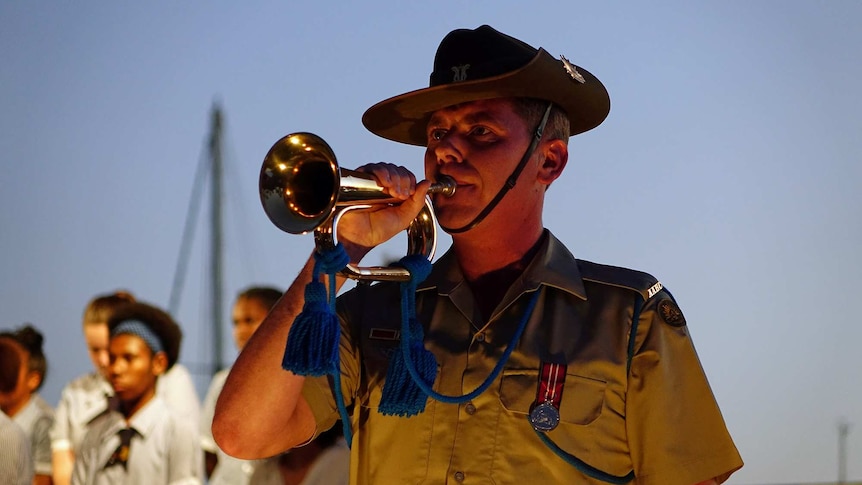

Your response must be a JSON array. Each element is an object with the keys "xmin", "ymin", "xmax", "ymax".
[
  {"xmin": 208, "ymin": 102, "xmax": 225, "ymax": 377},
  {"xmin": 169, "ymin": 100, "xmax": 226, "ymax": 380}
]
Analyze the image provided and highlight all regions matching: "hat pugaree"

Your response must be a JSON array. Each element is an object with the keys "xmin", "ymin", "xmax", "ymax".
[{"xmin": 362, "ymin": 25, "xmax": 610, "ymax": 146}]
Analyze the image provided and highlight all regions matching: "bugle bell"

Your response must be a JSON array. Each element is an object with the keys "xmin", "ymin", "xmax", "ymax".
[{"xmin": 259, "ymin": 132, "xmax": 455, "ymax": 281}]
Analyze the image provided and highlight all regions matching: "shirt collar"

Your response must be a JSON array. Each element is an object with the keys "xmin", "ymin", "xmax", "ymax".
[
  {"xmin": 123, "ymin": 395, "xmax": 168, "ymax": 439},
  {"xmin": 12, "ymin": 397, "xmax": 38, "ymax": 424},
  {"xmin": 418, "ymin": 229, "xmax": 587, "ymax": 301}
]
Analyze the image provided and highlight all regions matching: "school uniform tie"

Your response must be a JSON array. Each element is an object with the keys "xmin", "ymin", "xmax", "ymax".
[{"xmin": 104, "ymin": 427, "xmax": 136, "ymax": 470}]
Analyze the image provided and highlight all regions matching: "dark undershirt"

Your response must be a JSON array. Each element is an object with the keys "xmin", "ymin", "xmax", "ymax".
[{"xmin": 466, "ymin": 231, "xmax": 547, "ymax": 323}]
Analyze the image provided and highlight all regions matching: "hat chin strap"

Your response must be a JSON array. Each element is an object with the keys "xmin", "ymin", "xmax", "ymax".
[{"xmin": 441, "ymin": 103, "xmax": 553, "ymax": 234}]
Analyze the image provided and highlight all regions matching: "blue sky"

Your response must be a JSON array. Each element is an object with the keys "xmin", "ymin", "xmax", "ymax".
[{"xmin": 2, "ymin": 2, "xmax": 860, "ymax": 483}]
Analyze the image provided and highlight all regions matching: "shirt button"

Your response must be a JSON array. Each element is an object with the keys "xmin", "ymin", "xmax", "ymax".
[
  {"xmin": 454, "ymin": 471, "xmax": 465, "ymax": 482},
  {"xmin": 465, "ymin": 402, "xmax": 476, "ymax": 415},
  {"xmin": 475, "ymin": 332, "xmax": 485, "ymax": 342}
]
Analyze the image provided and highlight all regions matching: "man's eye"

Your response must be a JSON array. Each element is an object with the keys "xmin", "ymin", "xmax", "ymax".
[
  {"xmin": 429, "ymin": 129, "xmax": 446, "ymax": 141},
  {"xmin": 470, "ymin": 126, "xmax": 490, "ymax": 136}
]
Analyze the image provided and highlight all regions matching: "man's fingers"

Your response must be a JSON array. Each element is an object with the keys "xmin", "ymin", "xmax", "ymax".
[{"xmin": 356, "ymin": 162, "xmax": 417, "ymax": 199}]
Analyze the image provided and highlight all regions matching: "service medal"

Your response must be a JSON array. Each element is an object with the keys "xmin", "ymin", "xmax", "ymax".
[{"xmin": 529, "ymin": 401, "xmax": 561, "ymax": 432}]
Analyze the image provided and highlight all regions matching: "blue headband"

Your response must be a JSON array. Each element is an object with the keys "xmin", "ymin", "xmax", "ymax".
[{"xmin": 112, "ymin": 320, "xmax": 164, "ymax": 355}]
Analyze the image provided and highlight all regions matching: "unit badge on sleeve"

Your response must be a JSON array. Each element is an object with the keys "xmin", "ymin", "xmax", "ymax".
[{"xmin": 658, "ymin": 299, "xmax": 686, "ymax": 327}]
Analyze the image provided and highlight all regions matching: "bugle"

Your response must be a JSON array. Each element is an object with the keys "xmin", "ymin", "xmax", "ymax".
[{"xmin": 259, "ymin": 132, "xmax": 455, "ymax": 281}]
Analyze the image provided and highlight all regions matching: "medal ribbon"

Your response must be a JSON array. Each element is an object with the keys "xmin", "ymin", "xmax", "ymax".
[{"xmin": 537, "ymin": 362, "xmax": 566, "ymax": 409}]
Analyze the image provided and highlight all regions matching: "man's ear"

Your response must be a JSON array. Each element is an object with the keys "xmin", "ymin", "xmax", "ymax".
[
  {"xmin": 537, "ymin": 139, "xmax": 568, "ymax": 186},
  {"xmin": 151, "ymin": 351, "xmax": 168, "ymax": 376}
]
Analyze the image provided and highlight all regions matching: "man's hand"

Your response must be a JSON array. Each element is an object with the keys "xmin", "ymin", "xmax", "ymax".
[{"xmin": 335, "ymin": 163, "xmax": 431, "ymax": 260}]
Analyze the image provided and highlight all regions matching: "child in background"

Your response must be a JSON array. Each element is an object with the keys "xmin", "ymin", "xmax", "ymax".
[
  {"xmin": 200, "ymin": 286, "xmax": 282, "ymax": 485},
  {"xmin": 0, "ymin": 338, "xmax": 35, "ymax": 485},
  {"xmin": 0, "ymin": 324, "xmax": 54, "ymax": 485},
  {"xmin": 51, "ymin": 291, "xmax": 200, "ymax": 485},
  {"xmin": 71, "ymin": 301, "xmax": 202, "ymax": 485},
  {"xmin": 248, "ymin": 424, "xmax": 348, "ymax": 485}
]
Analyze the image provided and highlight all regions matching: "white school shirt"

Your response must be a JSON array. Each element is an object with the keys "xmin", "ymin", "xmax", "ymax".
[
  {"xmin": 51, "ymin": 364, "xmax": 201, "ymax": 454},
  {"xmin": 0, "ymin": 410, "xmax": 34, "ymax": 485},
  {"xmin": 12, "ymin": 393, "xmax": 54, "ymax": 476},
  {"xmin": 71, "ymin": 396, "xmax": 202, "ymax": 485},
  {"xmin": 200, "ymin": 367, "xmax": 262, "ymax": 485}
]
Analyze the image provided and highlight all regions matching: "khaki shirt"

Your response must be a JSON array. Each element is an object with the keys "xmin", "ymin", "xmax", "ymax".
[{"xmin": 303, "ymin": 231, "xmax": 743, "ymax": 485}]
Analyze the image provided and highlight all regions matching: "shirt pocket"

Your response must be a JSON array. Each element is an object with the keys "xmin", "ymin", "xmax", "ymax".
[
  {"xmin": 356, "ymin": 344, "xmax": 395, "ymax": 409},
  {"xmin": 499, "ymin": 369, "xmax": 606, "ymax": 425}
]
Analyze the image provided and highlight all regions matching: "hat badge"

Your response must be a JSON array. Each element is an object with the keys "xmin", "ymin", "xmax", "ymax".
[
  {"xmin": 559, "ymin": 55, "xmax": 585, "ymax": 83},
  {"xmin": 451, "ymin": 64, "xmax": 471, "ymax": 82}
]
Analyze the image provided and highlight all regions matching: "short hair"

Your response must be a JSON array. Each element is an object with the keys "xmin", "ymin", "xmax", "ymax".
[
  {"xmin": 0, "ymin": 339, "xmax": 23, "ymax": 393},
  {"xmin": 0, "ymin": 324, "xmax": 47, "ymax": 391},
  {"xmin": 511, "ymin": 98, "xmax": 570, "ymax": 144},
  {"xmin": 107, "ymin": 301, "xmax": 183, "ymax": 369},
  {"xmin": 236, "ymin": 286, "xmax": 283, "ymax": 312},
  {"xmin": 83, "ymin": 290, "xmax": 136, "ymax": 326}
]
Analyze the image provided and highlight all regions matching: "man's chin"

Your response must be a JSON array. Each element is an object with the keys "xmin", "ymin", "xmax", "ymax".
[{"xmin": 438, "ymin": 214, "xmax": 479, "ymax": 234}]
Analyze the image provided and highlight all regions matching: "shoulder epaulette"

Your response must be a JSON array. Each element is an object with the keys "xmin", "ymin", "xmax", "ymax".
[{"xmin": 576, "ymin": 259, "xmax": 663, "ymax": 301}]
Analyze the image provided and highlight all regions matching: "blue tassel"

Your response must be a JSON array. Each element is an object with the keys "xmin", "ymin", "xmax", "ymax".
[
  {"xmin": 379, "ymin": 255, "xmax": 437, "ymax": 417},
  {"xmin": 379, "ymin": 316, "xmax": 437, "ymax": 416},
  {"xmin": 281, "ymin": 245, "xmax": 349, "ymax": 376},
  {"xmin": 281, "ymin": 280, "xmax": 339, "ymax": 375}
]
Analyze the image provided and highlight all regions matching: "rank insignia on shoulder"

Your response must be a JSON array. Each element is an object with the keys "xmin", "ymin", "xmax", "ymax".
[
  {"xmin": 647, "ymin": 281, "xmax": 663, "ymax": 299},
  {"xmin": 658, "ymin": 299, "xmax": 686, "ymax": 327}
]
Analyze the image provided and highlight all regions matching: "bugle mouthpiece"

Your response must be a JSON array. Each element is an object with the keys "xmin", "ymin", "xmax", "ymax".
[{"xmin": 428, "ymin": 175, "xmax": 456, "ymax": 197}]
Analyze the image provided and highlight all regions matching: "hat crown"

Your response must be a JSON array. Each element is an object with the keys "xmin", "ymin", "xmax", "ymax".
[
  {"xmin": 362, "ymin": 25, "xmax": 610, "ymax": 146},
  {"xmin": 429, "ymin": 25, "xmax": 538, "ymax": 87}
]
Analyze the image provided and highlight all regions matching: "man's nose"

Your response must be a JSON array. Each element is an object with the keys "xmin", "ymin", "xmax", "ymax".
[{"xmin": 431, "ymin": 133, "xmax": 465, "ymax": 165}]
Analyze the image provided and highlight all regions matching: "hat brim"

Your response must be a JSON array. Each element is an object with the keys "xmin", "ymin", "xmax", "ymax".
[{"xmin": 362, "ymin": 49, "xmax": 610, "ymax": 147}]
